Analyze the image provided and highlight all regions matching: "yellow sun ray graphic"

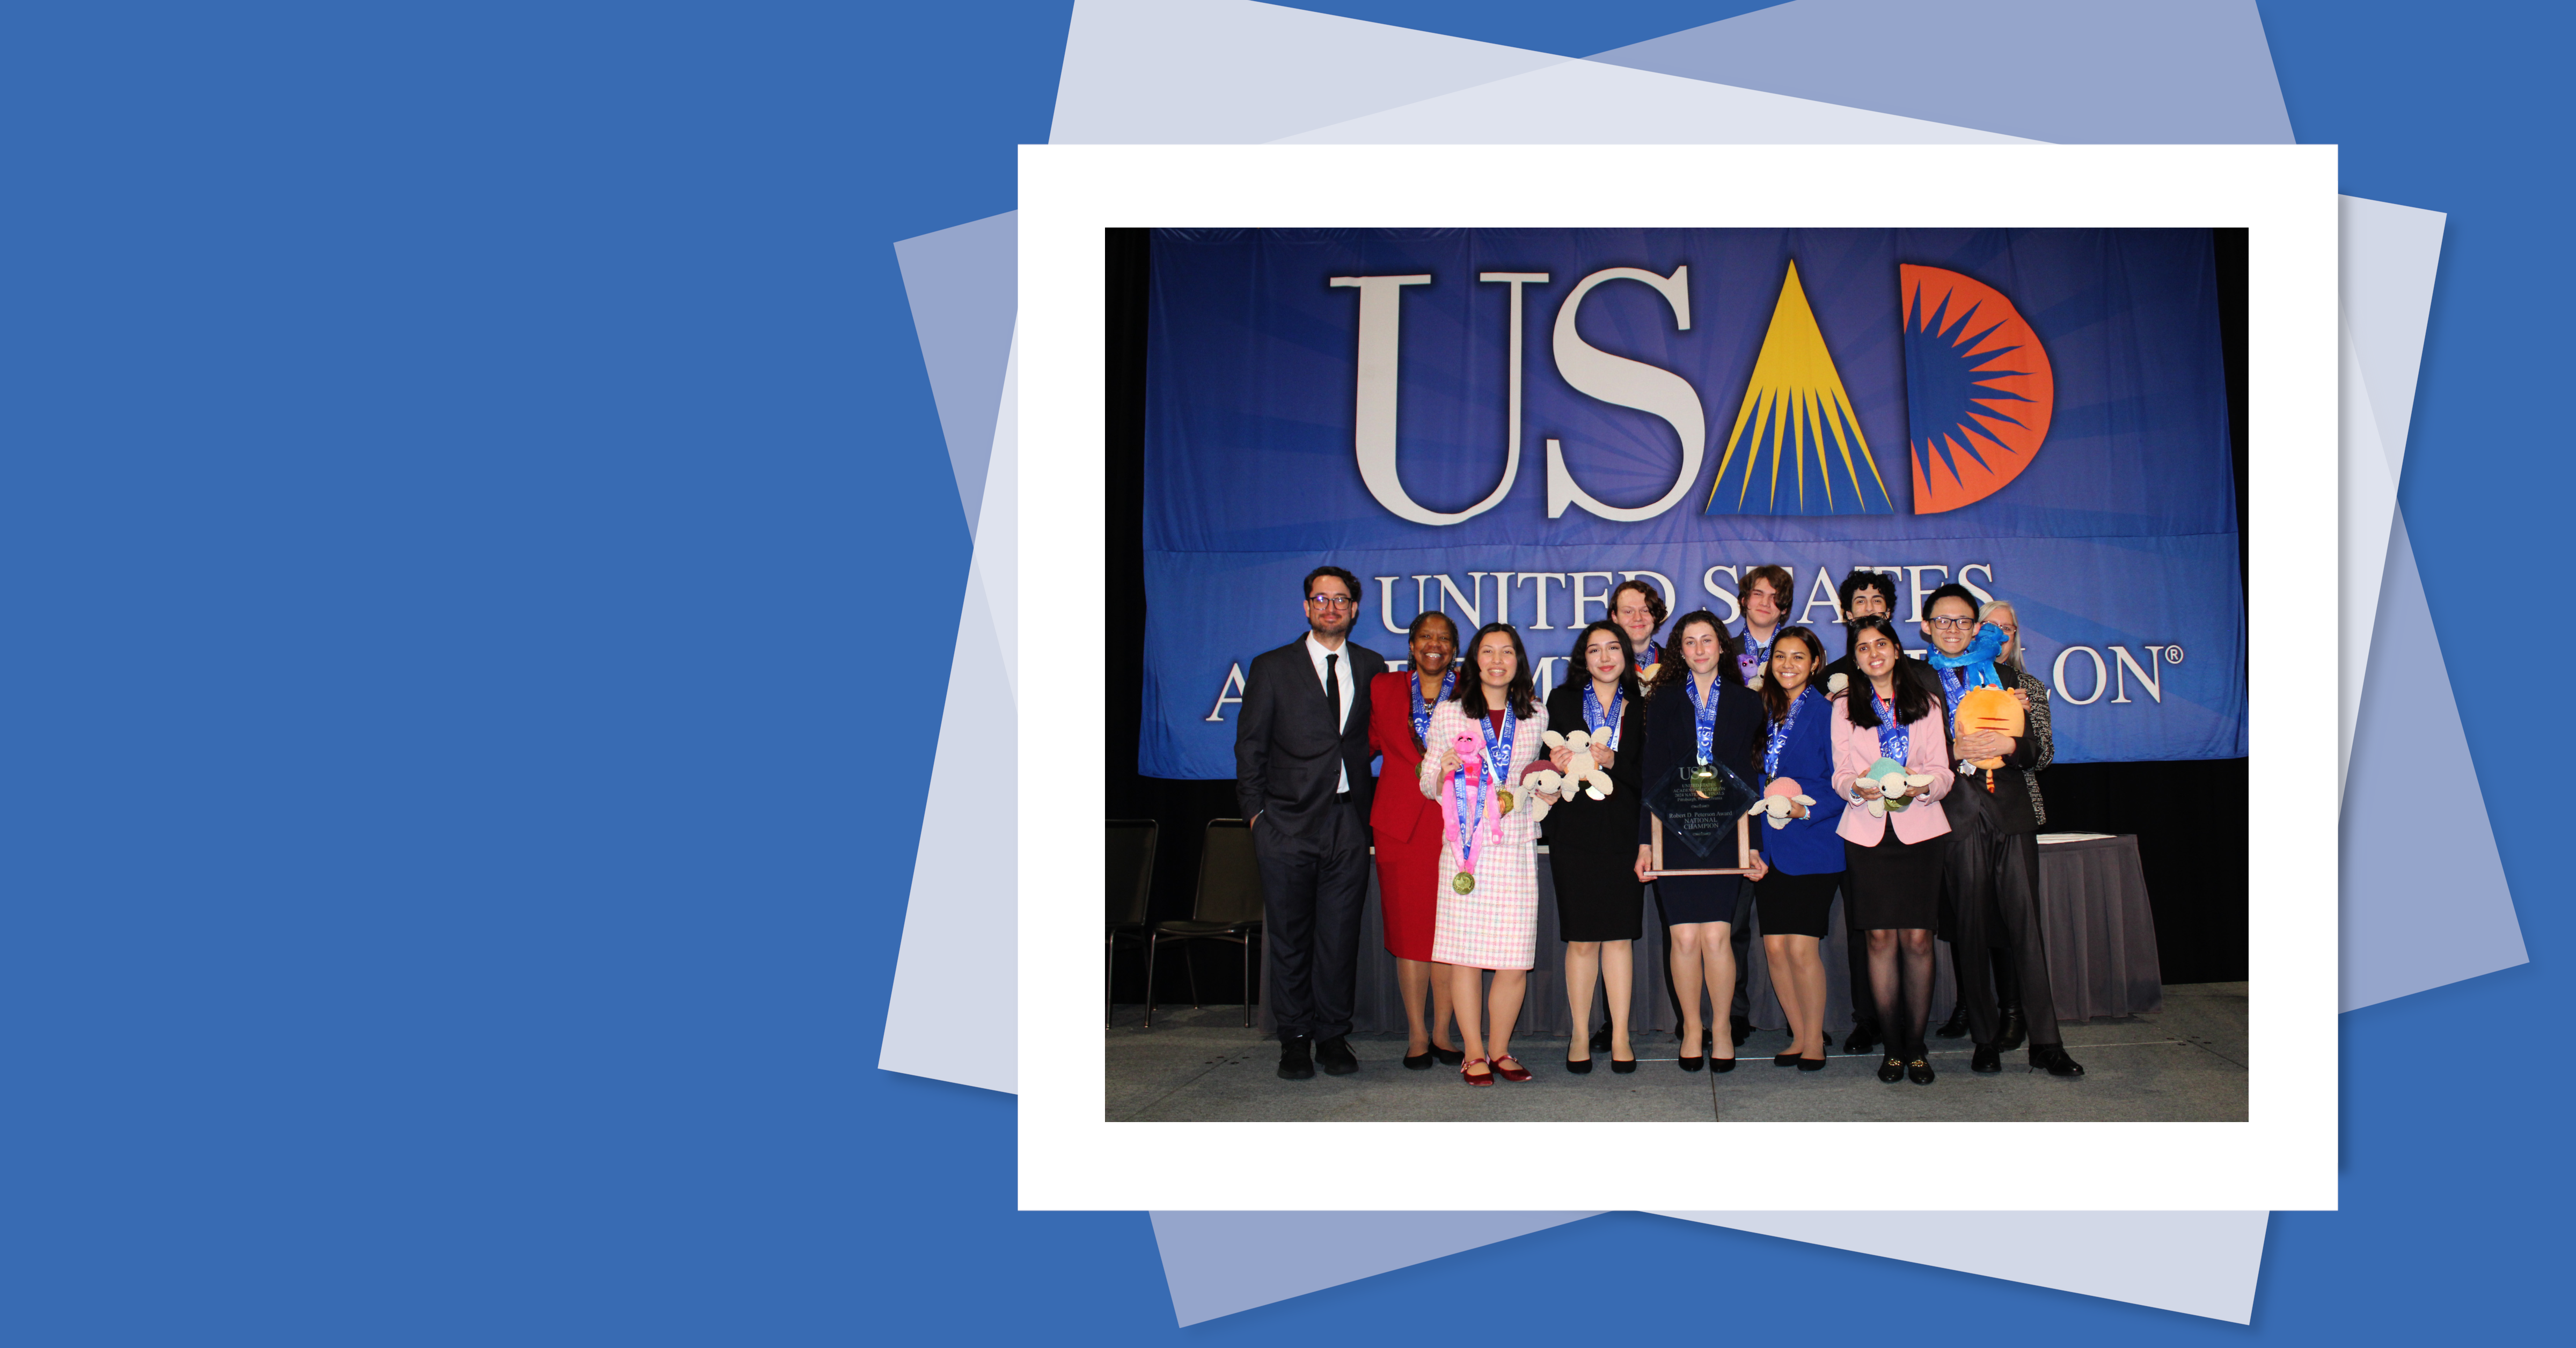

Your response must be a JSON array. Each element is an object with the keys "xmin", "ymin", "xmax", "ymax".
[{"xmin": 1707, "ymin": 260, "xmax": 1893, "ymax": 515}]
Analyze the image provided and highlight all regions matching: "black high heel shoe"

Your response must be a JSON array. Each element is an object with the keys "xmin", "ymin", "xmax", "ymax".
[
  {"xmin": 1402, "ymin": 1050, "xmax": 1435, "ymax": 1069},
  {"xmin": 1773, "ymin": 1050, "xmax": 1804, "ymax": 1067},
  {"xmin": 1610, "ymin": 1054, "xmax": 1637, "ymax": 1074},
  {"xmin": 1877, "ymin": 1055, "xmax": 1906, "ymax": 1083},
  {"xmin": 1430, "ymin": 1044, "xmax": 1466, "ymax": 1066},
  {"xmin": 1565, "ymin": 1052, "xmax": 1594, "ymax": 1074},
  {"xmin": 1710, "ymin": 1054, "xmax": 1737, "ymax": 1073},
  {"xmin": 1677, "ymin": 1028, "xmax": 1705, "ymax": 1072},
  {"xmin": 1797, "ymin": 1052, "xmax": 1828, "ymax": 1072}
]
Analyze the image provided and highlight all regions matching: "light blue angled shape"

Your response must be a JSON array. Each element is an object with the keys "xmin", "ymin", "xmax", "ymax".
[
  {"xmin": 1589, "ymin": 0, "xmax": 2295, "ymax": 145},
  {"xmin": 895, "ymin": 211, "xmax": 1017, "ymax": 537}
]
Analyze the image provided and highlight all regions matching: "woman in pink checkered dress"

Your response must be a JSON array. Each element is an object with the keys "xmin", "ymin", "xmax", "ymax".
[{"xmin": 1418, "ymin": 622, "xmax": 1557, "ymax": 1086}]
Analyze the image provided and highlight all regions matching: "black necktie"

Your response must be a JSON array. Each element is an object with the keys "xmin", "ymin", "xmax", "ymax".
[{"xmin": 1324, "ymin": 654, "xmax": 1340, "ymax": 727}]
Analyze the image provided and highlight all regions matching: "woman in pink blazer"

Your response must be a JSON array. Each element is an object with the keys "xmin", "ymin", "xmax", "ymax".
[{"xmin": 1831, "ymin": 614, "xmax": 1956, "ymax": 1086}]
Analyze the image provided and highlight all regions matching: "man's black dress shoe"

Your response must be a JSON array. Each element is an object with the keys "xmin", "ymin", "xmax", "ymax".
[
  {"xmin": 1278, "ymin": 1035, "xmax": 1315, "ymax": 1081},
  {"xmin": 1731, "ymin": 1019, "xmax": 1753, "ymax": 1048},
  {"xmin": 1996, "ymin": 1007, "xmax": 2028, "ymax": 1051},
  {"xmin": 1935, "ymin": 1006, "xmax": 1970, "ymax": 1039},
  {"xmin": 1591, "ymin": 1025, "xmax": 1613, "ymax": 1053},
  {"xmin": 1877, "ymin": 1055, "xmax": 1905, "ymax": 1083},
  {"xmin": 2029, "ymin": 1044, "xmax": 2085, "ymax": 1077},
  {"xmin": 1844, "ymin": 1024, "xmax": 1880, "ymax": 1054},
  {"xmin": 1971, "ymin": 1042, "xmax": 2002, "ymax": 1073},
  {"xmin": 1315, "ymin": 1035, "xmax": 1359, "ymax": 1076},
  {"xmin": 1430, "ymin": 1044, "xmax": 1466, "ymax": 1066}
]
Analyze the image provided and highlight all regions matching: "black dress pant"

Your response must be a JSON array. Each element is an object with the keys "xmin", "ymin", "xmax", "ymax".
[
  {"xmin": 1254, "ymin": 797, "xmax": 1371, "ymax": 1041},
  {"xmin": 1940, "ymin": 782, "xmax": 2060, "ymax": 1049}
]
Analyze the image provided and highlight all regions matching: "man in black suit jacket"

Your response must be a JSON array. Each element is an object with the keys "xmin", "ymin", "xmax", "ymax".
[{"xmin": 1233, "ymin": 566, "xmax": 1388, "ymax": 1080}]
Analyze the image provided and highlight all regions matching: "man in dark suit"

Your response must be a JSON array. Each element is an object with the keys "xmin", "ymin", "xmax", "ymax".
[{"xmin": 1234, "ymin": 566, "xmax": 1388, "ymax": 1080}]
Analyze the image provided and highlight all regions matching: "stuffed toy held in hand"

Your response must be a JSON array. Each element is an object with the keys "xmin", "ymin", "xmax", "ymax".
[
  {"xmin": 1861, "ymin": 756, "xmax": 1936, "ymax": 818},
  {"xmin": 1751, "ymin": 776, "xmax": 1814, "ymax": 829},
  {"xmin": 1536, "ymin": 728, "xmax": 1615, "ymax": 801},
  {"xmin": 1923, "ymin": 622, "xmax": 2026, "ymax": 771}
]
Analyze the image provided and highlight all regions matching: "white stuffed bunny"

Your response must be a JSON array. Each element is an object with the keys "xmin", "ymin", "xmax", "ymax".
[{"xmin": 1538, "ymin": 728, "xmax": 1616, "ymax": 801}]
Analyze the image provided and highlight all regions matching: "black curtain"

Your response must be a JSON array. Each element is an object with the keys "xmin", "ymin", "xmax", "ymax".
[{"xmin": 1103, "ymin": 227, "xmax": 2251, "ymax": 1001}]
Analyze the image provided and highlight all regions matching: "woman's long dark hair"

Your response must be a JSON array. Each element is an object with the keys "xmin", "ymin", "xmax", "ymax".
[
  {"xmin": 1566, "ymin": 620, "xmax": 1641, "ymax": 705},
  {"xmin": 1842, "ymin": 614, "xmax": 1933, "ymax": 728},
  {"xmin": 1454, "ymin": 621, "xmax": 1539, "ymax": 721},
  {"xmin": 1759, "ymin": 625, "xmax": 1827, "ymax": 724},
  {"xmin": 1648, "ymin": 609, "xmax": 1744, "ymax": 696}
]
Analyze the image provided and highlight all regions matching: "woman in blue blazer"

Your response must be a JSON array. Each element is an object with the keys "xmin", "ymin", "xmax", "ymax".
[{"xmin": 1749, "ymin": 626, "xmax": 1845, "ymax": 1069}]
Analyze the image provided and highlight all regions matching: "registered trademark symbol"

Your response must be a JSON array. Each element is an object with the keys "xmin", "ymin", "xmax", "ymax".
[{"xmin": 2164, "ymin": 644, "xmax": 2185, "ymax": 665}]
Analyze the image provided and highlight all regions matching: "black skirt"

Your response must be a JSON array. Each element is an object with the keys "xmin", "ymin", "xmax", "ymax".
[
  {"xmin": 1547, "ymin": 797, "xmax": 1644, "ymax": 942},
  {"xmin": 1754, "ymin": 868, "xmax": 1841, "ymax": 939},
  {"xmin": 1843, "ymin": 829, "xmax": 1945, "ymax": 931}
]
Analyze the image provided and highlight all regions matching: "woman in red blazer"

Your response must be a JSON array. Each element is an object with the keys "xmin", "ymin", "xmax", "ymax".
[{"xmin": 1367, "ymin": 610, "xmax": 1464, "ymax": 1069}]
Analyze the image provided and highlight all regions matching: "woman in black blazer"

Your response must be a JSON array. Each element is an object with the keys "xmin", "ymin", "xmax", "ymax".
[
  {"xmin": 1541, "ymin": 620, "xmax": 1648, "ymax": 1072},
  {"xmin": 1628, "ymin": 610, "xmax": 1767, "ymax": 1072}
]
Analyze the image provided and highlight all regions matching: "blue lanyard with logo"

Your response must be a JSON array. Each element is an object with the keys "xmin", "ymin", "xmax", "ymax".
[
  {"xmin": 1936, "ymin": 666, "xmax": 1967, "ymax": 735},
  {"xmin": 1582, "ymin": 682, "xmax": 1624, "ymax": 750},
  {"xmin": 1480, "ymin": 708, "xmax": 1517, "ymax": 787},
  {"xmin": 1410, "ymin": 668, "xmax": 1455, "ymax": 748},
  {"xmin": 1689, "ymin": 672, "xmax": 1720, "ymax": 765},
  {"xmin": 1872, "ymin": 691, "xmax": 1911, "ymax": 764},
  {"xmin": 1763, "ymin": 686, "xmax": 1809, "ymax": 780}
]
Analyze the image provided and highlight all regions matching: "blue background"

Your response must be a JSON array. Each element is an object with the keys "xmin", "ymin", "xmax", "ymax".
[
  {"xmin": 4, "ymin": 2, "xmax": 2557, "ymax": 1344},
  {"xmin": 1142, "ymin": 227, "xmax": 2244, "ymax": 772}
]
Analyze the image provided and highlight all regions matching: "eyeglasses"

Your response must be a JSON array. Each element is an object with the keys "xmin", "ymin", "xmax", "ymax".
[
  {"xmin": 1306, "ymin": 594, "xmax": 1355, "ymax": 608},
  {"xmin": 1927, "ymin": 616, "xmax": 1978, "ymax": 630}
]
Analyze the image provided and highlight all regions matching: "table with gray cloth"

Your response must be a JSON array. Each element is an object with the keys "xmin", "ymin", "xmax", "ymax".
[{"xmin": 1255, "ymin": 835, "xmax": 2161, "ymax": 1036}]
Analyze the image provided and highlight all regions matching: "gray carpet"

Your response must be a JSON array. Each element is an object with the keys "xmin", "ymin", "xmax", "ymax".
[{"xmin": 1104, "ymin": 983, "xmax": 2246, "ymax": 1123}]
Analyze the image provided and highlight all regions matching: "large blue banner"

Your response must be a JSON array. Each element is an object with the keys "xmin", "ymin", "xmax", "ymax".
[{"xmin": 1139, "ymin": 228, "xmax": 2244, "ymax": 778}]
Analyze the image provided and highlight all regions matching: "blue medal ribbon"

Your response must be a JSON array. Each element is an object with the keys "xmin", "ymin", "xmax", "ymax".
[
  {"xmin": 1582, "ymin": 682, "xmax": 1624, "ymax": 751},
  {"xmin": 1872, "ymin": 690, "xmax": 1911, "ymax": 765},
  {"xmin": 1409, "ymin": 668, "xmax": 1455, "ymax": 748},
  {"xmin": 1689, "ymin": 673, "xmax": 1719, "ymax": 765},
  {"xmin": 1763, "ymin": 686, "xmax": 1810, "ymax": 780},
  {"xmin": 1480, "ymin": 709, "xmax": 1517, "ymax": 789},
  {"xmin": 1936, "ymin": 666, "xmax": 1966, "ymax": 736}
]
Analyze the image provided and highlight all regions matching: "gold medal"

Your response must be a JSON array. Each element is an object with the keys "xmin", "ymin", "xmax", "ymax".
[
  {"xmin": 1496, "ymin": 788, "xmax": 1515, "ymax": 815},
  {"xmin": 1453, "ymin": 871, "xmax": 1476, "ymax": 895}
]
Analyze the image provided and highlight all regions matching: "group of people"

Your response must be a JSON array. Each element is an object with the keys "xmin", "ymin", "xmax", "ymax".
[{"xmin": 1231, "ymin": 563, "xmax": 2084, "ymax": 1089}]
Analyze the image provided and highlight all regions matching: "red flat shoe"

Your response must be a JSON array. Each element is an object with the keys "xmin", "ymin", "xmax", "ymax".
[
  {"xmin": 1491, "ymin": 1054, "xmax": 1533, "ymax": 1083},
  {"xmin": 1460, "ymin": 1058, "xmax": 1495, "ymax": 1086}
]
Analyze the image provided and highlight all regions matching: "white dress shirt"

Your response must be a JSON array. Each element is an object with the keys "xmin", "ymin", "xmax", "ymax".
[{"xmin": 1305, "ymin": 632, "xmax": 1353, "ymax": 793}]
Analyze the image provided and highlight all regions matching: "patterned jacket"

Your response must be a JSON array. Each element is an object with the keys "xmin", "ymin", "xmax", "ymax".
[{"xmin": 2012, "ymin": 664, "xmax": 2054, "ymax": 826}]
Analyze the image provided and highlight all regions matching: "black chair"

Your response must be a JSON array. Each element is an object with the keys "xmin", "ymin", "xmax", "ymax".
[
  {"xmin": 1105, "ymin": 819, "xmax": 1158, "ymax": 1025},
  {"xmin": 1145, "ymin": 819, "xmax": 1264, "ymax": 1028}
]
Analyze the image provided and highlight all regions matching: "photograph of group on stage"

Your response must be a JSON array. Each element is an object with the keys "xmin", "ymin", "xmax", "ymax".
[{"xmin": 1103, "ymin": 225, "xmax": 2250, "ymax": 1124}]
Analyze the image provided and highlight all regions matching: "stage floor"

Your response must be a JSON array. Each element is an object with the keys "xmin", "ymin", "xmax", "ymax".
[{"xmin": 1104, "ymin": 983, "xmax": 2245, "ymax": 1123}]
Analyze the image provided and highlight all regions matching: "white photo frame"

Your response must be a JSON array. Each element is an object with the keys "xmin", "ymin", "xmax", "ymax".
[{"xmin": 1020, "ymin": 143, "xmax": 2337, "ymax": 1213}]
